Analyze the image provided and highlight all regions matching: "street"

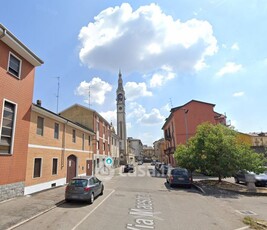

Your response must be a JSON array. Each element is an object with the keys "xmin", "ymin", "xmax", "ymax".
[{"xmin": 14, "ymin": 164, "xmax": 267, "ymax": 230}]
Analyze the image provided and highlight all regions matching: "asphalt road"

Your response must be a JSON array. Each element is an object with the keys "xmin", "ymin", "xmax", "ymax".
[{"xmin": 14, "ymin": 164, "xmax": 266, "ymax": 230}]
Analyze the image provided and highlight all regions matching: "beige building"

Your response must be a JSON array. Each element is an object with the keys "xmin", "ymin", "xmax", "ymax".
[
  {"xmin": 59, "ymin": 104, "xmax": 112, "ymax": 174},
  {"xmin": 142, "ymin": 145, "xmax": 155, "ymax": 161},
  {"xmin": 250, "ymin": 132, "xmax": 267, "ymax": 147},
  {"xmin": 153, "ymin": 138, "xmax": 166, "ymax": 163},
  {"xmin": 25, "ymin": 102, "xmax": 95, "ymax": 195}
]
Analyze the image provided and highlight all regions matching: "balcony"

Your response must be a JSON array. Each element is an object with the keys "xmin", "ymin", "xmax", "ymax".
[{"xmin": 164, "ymin": 147, "xmax": 175, "ymax": 155}]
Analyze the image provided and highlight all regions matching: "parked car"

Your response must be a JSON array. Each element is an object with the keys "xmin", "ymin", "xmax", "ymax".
[
  {"xmin": 137, "ymin": 161, "xmax": 143, "ymax": 165},
  {"xmin": 65, "ymin": 176, "xmax": 104, "ymax": 204},
  {"xmin": 166, "ymin": 167, "xmax": 191, "ymax": 188},
  {"xmin": 234, "ymin": 170, "xmax": 267, "ymax": 187},
  {"xmin": 124, "ymin": 164, "xmax": 134, "ymax": 173},
  {"xmin": 160, "ymin": 164, "xmax": 169, "ymax": 175}
]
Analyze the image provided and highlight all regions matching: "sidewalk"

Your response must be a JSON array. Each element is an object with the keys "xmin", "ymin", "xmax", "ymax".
[
  {"xmin": 0, "ymin": 185, "xmax": 66, "ymax": 230},
  {"xmin": 0, "ymin": 166, "xmax": 123, "ymax": 230}
]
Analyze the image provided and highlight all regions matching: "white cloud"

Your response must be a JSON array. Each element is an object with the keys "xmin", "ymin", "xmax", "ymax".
[
  {"xmin": 128, "ymin": 102, "xmax": 146, "ymax": 119},
  {"xmin": 150, "ymin": 66, "xmax": 176, "ymax": 88},
  {"xmin": 231, "ymin": 43, "xmax": 239, "ymax": 50},
  {"xmin": 78, "ymin": 3, "xmax": 217, "ymax": 74},
  {"xmin": 233, "ymin": 91, "xmax": 244, "ymax": 97},
  {"xmin": 128, "ymin": 102, "xmax": 165, "ymax": 125},
  {"xmin": 125, "ymin": 82, "xmax": 152, "ymax": 101},
  {"xmin": 99, "ymin": 110, "xmax": 116, "ymax": 124},
  {"xmin": 137, "ymin": 108, "xmax": 165, "ymax": 125},
  {"xmin": 75, "ymin": 77, "xmax": 112, "ymax": 105},
  {"xmin": 215, "ymin": 62, "xmax": 242, "ymax": 77}
]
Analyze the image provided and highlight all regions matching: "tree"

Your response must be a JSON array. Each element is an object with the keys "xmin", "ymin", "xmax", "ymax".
[{"xmin": 175, "ymin": 122, "xmax": 266, "ymax": 182}]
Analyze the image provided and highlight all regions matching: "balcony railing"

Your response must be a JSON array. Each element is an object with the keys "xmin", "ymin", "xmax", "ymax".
[{"xmin": 164, "ymin": 147, "xmax": 175, "ymax": 155}]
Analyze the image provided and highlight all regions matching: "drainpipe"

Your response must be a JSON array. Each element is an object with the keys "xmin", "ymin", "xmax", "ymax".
[{"xmin": 0, "ymin": 28, "xmax": 7, "ymax": 39}]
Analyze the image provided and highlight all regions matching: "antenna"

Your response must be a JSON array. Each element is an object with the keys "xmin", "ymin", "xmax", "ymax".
[
  {"xmin": 88, "ymin": 85, "xmax": 92, "ymax": 108},
  {"xmin": 56, "ymin": 77, "xmax": 60, "ymax": 113},
  {"xmin": 169, "ymin": 98, "xmax": 173, "ymax": 108}
]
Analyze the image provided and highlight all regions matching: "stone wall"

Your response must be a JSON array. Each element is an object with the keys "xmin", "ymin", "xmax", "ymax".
[{"xmin": 0, "ymin": 182, "xmax": 24, "ymax": 202}]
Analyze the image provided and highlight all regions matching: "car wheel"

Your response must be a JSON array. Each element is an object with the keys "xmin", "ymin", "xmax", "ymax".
[
  {"xmin": 65, "ymin": 199, "xmax": 70, "ymax": 203},
  {"xmin": 100, "ymin": 186, "xmax": 104, "ymax": 196},
  {"xmin": 234, "ymin": 177, "xmax": 239, "ymax": 184},
  {"xmin": 89, "ymin": 193, "xmax": 94, "ymax": 204}
]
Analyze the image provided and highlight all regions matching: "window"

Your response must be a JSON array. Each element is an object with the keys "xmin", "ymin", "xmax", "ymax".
[
  {"xmin": 54, "ymin": 123, "xmax": 59, "ymax": 139},
  {"xmin": 72, "ymin": 129, "xmax": 76, "ymax": 143},
  {"xmin": 8, "ymin": 53, "xmax": 21, "ymax": 78},
  {"xmin": 0, "ymin": 101, "xmax": 16, "ymax": 154},
  {"xmin": 52, "ymin": 158, "xmax": 58, "ymax": 175},
  {"xmin": 37, "ymin": 116, "xmax": 44, "ymax": 136},
  {"xmin": 33, "ymin": 158, "xmax": 42, "ymax": 178}
]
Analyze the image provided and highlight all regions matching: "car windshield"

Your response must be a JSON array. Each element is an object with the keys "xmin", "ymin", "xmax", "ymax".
[
  {"xmin": 172, "ymin": 169, "xmax": 188, "ymax": 176},
  {"xmin": 70, "ymin": 179, "xmax": 88, "ymax": 187}
]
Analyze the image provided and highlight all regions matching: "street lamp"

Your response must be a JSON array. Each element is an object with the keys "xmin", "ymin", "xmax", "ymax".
[{"xmin": 182, "ymin": 109, "xmax": 189, "ymax": 144}]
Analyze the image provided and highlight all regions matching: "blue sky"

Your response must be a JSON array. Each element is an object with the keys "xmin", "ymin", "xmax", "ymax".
[{"xmin": 2, "ymin": 1, "xmax": 267, "ymax": 146}]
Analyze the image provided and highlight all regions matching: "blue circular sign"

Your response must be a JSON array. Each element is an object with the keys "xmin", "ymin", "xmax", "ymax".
[{"xmin": 105, "ymin": 157, "xmax": 113, "ymax": 166}]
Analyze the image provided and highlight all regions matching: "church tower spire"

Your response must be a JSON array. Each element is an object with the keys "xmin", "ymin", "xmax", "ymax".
[{"xmin": 116, "ymin": 70, "xmax": 127, "ymax": 165}]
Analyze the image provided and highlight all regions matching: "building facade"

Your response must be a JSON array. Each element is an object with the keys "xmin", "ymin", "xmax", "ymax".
[
  {"xmin": 142, "ymin": 145, "xmax": 155, "ymax": 162},
  {"xmin": 116, "ymin": 71, "xmax": 127, "ymax": 165},
  {"xmin": 127, "ymin": 137, "xmax": 143, "ymax": 161},
  {"xmin": 25, "ymin": 103, "xmax": 95, "ymax": 195},
  {"xmin": 110, "ymin": 123, "xmax": 120, "ymax": 167},
  {"xmin": 162, "ymin": 100, "xmax": 226, "ymax": 166},
  {"xmin": 153, "ymin": 138, "xmax": 166, "ymax": 163},
  {"xmin": 59, "ymin": 104, "xmax": 111, "ymax": 174},
  {"xmin": 0, "ymin": 24, "xmax": 43, "ymax": 201}
]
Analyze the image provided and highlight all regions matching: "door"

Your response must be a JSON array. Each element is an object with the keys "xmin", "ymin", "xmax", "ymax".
[
  {"xmin": 67, "ymin": 155, "xmax": 77, "ymax": 183},
  {"xmin": 86, "ymin": 160, "xmax": 93, "ymax": 176}
]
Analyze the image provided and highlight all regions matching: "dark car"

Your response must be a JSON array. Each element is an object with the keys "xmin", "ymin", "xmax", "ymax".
[
  {"xmin": 234, "ymin": 170, "xmax": 267, "ymax": 187},
  {"xmin": 124, "ymin": 164, "xmax": 134, "ymax": 173},
  {"xmin": 166, "ymin": 167, "xmax": 191, "ymax": 188},
  {"xmin": 65, "ymin": 176, "xmax": 104, "ymax": 204}
]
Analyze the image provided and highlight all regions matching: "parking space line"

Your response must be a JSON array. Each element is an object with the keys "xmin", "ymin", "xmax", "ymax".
[{"xmin": 71, "ymin": 189, "xmax": 115, "ymax": 230}]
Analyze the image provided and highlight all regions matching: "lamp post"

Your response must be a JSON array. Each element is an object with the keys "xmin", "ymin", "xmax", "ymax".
[{"xmin": 182, "ymin": 109, "xmax": 189, "ymax": 144}]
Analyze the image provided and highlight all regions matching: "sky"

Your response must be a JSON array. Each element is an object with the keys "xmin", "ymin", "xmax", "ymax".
[{"xmin": 2, "ymin": 0, "xmax": 267, "ymax": 146}]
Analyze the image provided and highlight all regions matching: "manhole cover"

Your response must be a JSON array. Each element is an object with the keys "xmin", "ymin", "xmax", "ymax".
[{"xmin": 236, "ymin": 210, "xmax": 257, "ymax": 215}]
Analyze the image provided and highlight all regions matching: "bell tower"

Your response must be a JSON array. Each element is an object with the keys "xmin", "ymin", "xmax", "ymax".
[{"xmin": 116, "ymin": 70, "xmax": 127, "ymax": 165}]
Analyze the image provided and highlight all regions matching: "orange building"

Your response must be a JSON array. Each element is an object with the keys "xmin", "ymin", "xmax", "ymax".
[
  {"xmin": 25, "ymin": 103, "xmax": 95, "ymax": 195},
  {"xmin": 0, "ymin": 24, "xmax": 43, "ymax": 201},
  {"xmin": 162, "ymin": 100, "xmax": 226, "ymax": 166}
]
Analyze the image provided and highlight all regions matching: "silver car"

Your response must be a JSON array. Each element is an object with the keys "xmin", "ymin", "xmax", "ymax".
[{"xmin": 65, "ymin": 176, "xmax": 104, "ymax": 204}]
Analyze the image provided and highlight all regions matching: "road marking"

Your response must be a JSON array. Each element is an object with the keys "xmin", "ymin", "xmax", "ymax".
[
  {"xmin": 71, "ymin": 189, "xmax": 115, "ymax": 230},
  {"xmin": 234, "ymin": 226, "xmax": 250, "ymax": 230}
]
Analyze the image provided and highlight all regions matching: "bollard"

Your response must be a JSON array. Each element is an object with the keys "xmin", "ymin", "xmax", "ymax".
[{"xmin": 245, "ymin": 173, "xmax": 256, "ymax": 192}]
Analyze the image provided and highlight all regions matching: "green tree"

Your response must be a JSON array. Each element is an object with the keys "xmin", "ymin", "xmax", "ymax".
[{"xmin": 175, "ymin": 122, "xmax": 266, "ymax": 182}]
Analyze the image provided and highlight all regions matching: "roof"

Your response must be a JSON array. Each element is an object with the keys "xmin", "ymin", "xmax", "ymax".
[
  {"xmin": 0, "ymin": 24, "xmax": 43, "ymax": 66},
  {"xmin": 32, "ymin": 103, "xmax": 95, "ymax": 135},
  {"xmin": 170, "ymin": 100, "xmax": 215, "ymax": 113},
  {"xmin": 59, "ymin": 103, "xmax": 112, "ymax": 126},
  {"xmin": 162, "ymin": 99, "xmax": 216, "ymax": 129}
]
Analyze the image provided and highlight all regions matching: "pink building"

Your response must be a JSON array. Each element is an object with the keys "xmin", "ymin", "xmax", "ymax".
[{"xmin": 162, "ymin": 100, "xmax": 226, "ymax": 166}]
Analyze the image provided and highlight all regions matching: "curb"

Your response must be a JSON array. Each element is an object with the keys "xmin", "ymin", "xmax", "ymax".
[
  {"xmin": 192, "ymin": 183, "xmax": 206, "ymax": 194},
  {"xmin": 6, "ymin": 199, "xmax": 66, "ymax": 230}
]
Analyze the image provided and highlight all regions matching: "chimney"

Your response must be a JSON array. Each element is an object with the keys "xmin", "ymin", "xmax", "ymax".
[{"xmin": 36, "ymin": 100, "xmax": 42, "ymax": 106}]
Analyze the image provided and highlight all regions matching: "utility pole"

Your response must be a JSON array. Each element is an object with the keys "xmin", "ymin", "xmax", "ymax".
[{"xmin": 55, "ymin": 77, "xmax": 60, "ymax": 113}]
